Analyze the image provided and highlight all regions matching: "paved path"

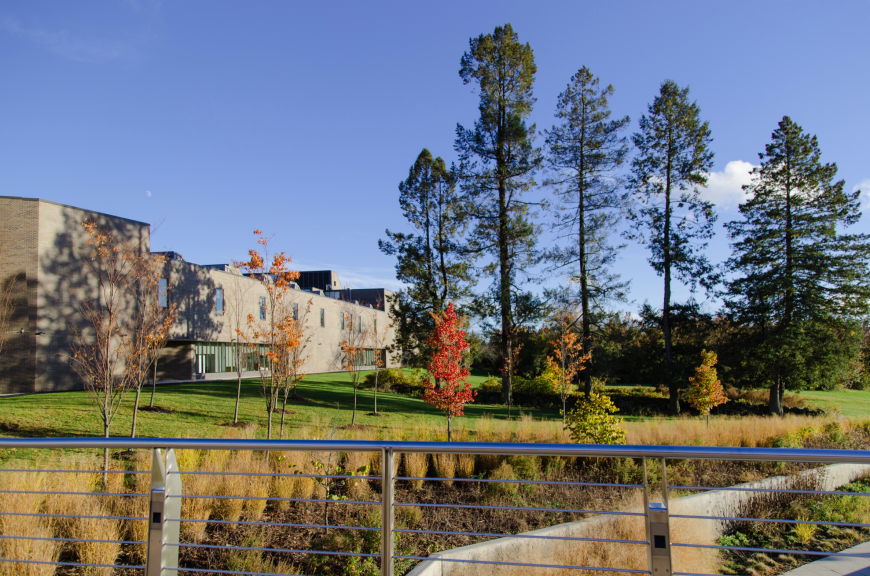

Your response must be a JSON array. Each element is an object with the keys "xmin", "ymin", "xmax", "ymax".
[{"xmin": 782, "ymin": 541, "xmax": 870, "ymax": 576}]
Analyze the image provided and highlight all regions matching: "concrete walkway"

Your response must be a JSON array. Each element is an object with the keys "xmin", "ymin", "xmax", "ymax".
[{"xmin": 782, "ymin": 541, "xmax": 870, "ymax": 576}]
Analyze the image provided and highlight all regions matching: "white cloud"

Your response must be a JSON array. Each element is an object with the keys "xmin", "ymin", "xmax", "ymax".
[
  {"xmin": 146, "ymin": 190, "xmax": 151, "ymax": 197},
  {"xmin": 853, "ymin": 180, "xmax": 870, "ymax": 210},
  {"xmin": 701, "ymin": 160, "xmax": 757, "ymax": 210}
]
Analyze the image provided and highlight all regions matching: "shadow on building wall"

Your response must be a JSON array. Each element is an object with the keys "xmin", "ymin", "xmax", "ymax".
[{"xmin": 37, "ymin": 208, "xmax": 223, "ymax": 392}]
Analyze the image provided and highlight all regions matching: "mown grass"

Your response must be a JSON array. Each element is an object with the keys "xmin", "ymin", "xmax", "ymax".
[{"xmin": 799, "ymin": 389, "xmax": 870, "ymax": 419}]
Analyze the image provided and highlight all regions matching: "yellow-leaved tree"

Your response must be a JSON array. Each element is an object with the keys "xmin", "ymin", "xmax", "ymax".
[
  {"xmin": 684, "ymin": 349, "xmax": 727, "ymax": 425},
  {"xmin": 564, "ymin": 392, "xmax": 626, "ymax": 444}
]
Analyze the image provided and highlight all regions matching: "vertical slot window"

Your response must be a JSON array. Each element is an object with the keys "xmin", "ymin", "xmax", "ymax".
[
  {"xmin": 158, "ymin": 278, "xmax": 168, "ymax": 308},
  {"xmin": 259, "ymin": 297, "xmax": 266, "ymax": 320},
  {"xmin": 216, "ymin": 288, "xmax": 224, "ymax": 315},
  {"xmin": 320, "ymin": 308, "xmax": 325, "ymax": 327},
  {"xmin": 293, "ymin": 303, "xmax": 298, "ymax": 321}
]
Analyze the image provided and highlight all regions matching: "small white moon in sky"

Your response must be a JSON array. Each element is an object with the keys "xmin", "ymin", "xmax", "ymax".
[{"xmin": 146, "ymin": 190, "xmax": 151, "ymax": 197}]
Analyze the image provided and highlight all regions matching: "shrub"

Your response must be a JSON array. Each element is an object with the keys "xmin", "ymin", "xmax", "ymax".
[
  {"xmin": 513, "ymin": 375, "xmax": 554, "ymax": 395},
  {"xmin": 564, "ymin": 393, "xmax": 626, "ymax": 445},
  {"xmin": 361, "ymin": 368, "xmax": 427, "ymax": 396},
  {"xmin": 479, "ymin": 376, "xmax": 502, "ymax": 394}
]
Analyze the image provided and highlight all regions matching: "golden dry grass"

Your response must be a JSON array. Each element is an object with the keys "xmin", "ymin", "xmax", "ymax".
[
  {"xmin": 0, "ymin": 472, "xmax": 57, "ymax": 576},
  {"xmin": 433, "ymin": 453, "xmax": 456, "ymax": 487},
  {"xmin": 0, "ymin": 412, "xmax": 854, "ymax": 575},
  {"xmin": 402, "ymin": 452, "xmax": 428, "ymax": 490},
  {"xmin": 625, "ymin": 414, "xmax": 835, "ymax": 447}
]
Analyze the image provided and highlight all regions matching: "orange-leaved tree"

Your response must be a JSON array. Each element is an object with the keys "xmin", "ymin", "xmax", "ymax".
[
  {"xmin": 279, "ymin": 295, "xmax": 313, "ymax": 439},
  {"xmin": 547, "ymin": 306, "xmax": 591, "ymax": 421},
  {"xmin": 422, "ymin": 302, "xmax": 475, "ymax": 441},
  {"xmin": 339, "ymin": 302, "xmax": 371, "ymax": 426},
  {"xmin": 235, "ymin": 230, "xmax": 300, "ymax": 441},
  {"xmin": 684, "ymin": 349, "xmax": 727, "ymax": 426}
]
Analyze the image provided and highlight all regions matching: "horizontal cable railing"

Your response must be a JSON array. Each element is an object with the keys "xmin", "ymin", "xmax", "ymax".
[{"xmin": 0, "ymin": 437, "xmax": 867, "ymax": 576}]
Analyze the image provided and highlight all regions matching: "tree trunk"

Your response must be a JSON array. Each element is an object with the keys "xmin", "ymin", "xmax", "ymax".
[
  {"xmin": 234, "ymin": 372, "xmax": 241, "ymax": 424},
  {"xmin": 149, "ymin": 357, "xmax": 158, "ymax": 407},
  {"xmin": 280, "ymin": 395, "xmax": 288, "ymax": 439},
  {"xmin": 102, "ymin": 422, "xmax": 110, "ymax": 490},
  {"xmin": 578, "ymin": 179, "xmax": 593, "ymax": 398},
  {"xmin": 352, "ymin": 384, "xmax": 357, "ymax": 426},
  {"xmin": 562, "ymin": 397, "xmax": 567, "ymax": 423},
  {"xmin": 769, "ymin": 377, "xmax": 783, "ymax": 416},
  {"xmin": 447, "ymin": 416, "xmax": 452, "ymax": 442},
  {"xmin": 498, "ymin": 176, "xmax": 513, "ymax": 405},
  {"xmin": 373, "ymin": 371, "xmax": 378, "ymax": 414},
  {"xmin": 663, "ymin": 159, "xmax": 679, "ymax": 415},
  {"xmin": 131, "ymin": 382, "xmax": 142, "ymax": 438}
]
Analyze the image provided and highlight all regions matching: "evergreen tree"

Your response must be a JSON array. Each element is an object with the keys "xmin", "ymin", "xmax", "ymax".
[
  {"xmin": 627, "ymin": 80, "xmax": 716, "ymax": 414},
  {"xmin": 379, "ymin": 149, "xmax": 474, "ymax": 367},
  {"xmin": 455, "ymin": 23, "xmax": 542, "ymax": 404},
  {"xmin": 544, "ymin": 66, "xmax": 631, "ymax": 397},
  {"xmin": 725, "ymin": 116, "xmax": 870, "ymax": 414}
]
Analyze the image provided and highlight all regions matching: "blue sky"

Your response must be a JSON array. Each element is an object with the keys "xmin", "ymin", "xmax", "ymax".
[{"xmin": 1, "ymin": 1, "xmax": 868, "ymax": 316}]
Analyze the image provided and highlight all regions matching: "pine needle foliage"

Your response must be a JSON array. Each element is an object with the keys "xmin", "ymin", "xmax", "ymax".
[
  {"xmin": 626, "ymin": 80, "xmax": 716, "ymax": 415},
  {"xmin": 544, "ymin": 66, "xmax": 631, "ymax": 395},
  {"xmin": 724, "ymin": 116, "xmax": 870, "ymax": 414},
  {"xmin": 455, "ymin": 23, "xmax": 542, "ymax": 404}
]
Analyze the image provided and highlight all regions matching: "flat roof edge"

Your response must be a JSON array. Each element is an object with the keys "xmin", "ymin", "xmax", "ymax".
[{"xmin": 0, "ymin": 196, "xmax": 151, "ymax": 227}]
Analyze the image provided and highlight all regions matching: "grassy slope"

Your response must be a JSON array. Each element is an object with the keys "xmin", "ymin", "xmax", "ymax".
[
  {"xmin": 0, "ymin": 369, "xmax": 553, "ymax": 444},
  {"xmin": 799, "ymin": 389, "xmax": 870, "ymax": 419}
]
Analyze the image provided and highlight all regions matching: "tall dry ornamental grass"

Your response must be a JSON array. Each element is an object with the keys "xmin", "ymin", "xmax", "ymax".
[{"xmin": 0, "ymin": 472, "xmax": 57, "ymax": 576}]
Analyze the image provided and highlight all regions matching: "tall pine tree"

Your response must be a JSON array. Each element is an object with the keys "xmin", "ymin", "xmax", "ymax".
[
  {"xmin": 627, "ymin": 80, "xmax": 716, "ymax": 414},
  {"xmin": 544, "ymin": 66, "xmax": 631, "ymax": 397},
  {"xmin": 379, "ymin": 149, "xmax": 475, "ymax": 367},
  {"xmin": 455, "ymin": 23, "xmax": 542, "ymax": 404},
  {"xmin": 725, "ymin": 116, "xmax": 870, "ymax": 414}
]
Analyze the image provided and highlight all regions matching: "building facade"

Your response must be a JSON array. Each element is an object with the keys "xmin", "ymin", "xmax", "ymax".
[{"xmin": 0, "ymin": 196, "xmax": 395, "ymax": 395}]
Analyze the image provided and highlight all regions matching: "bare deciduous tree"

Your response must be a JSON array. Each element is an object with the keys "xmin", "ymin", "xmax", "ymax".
[
  {"xmin": 128, "ymin": 253, "xmax": 177, "ymax": 438},
  {"xmin": 68, "ymin": 221, "xmax": 156, "ymax": 486}
]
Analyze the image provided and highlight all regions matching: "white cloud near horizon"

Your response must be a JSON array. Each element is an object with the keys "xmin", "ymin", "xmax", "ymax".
[
  {"xmin": 701, "ymin": 160, "xmax": 757, "ymax": 210},
  {"xmin": 853, "ymin": 179, "xmax": 870, "ymax": 210}
]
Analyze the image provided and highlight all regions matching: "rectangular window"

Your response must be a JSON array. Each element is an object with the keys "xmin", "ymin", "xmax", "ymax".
[
  {"xmin": 320, "ymin": 308, "xmax": 325, "ymax": 327},
  {"xmin": 259, "ymin": 297, "xmax": 266, "ymax": 320},
  {"xmin": 216, "ymin": 288, "xmax": 224, "ymax": 315},
  {"xmin": 341, "ymin": 315, "xmax": 345, "ymax": 331},
  {"xmin": 293, "ymin": 303, "xmax": 298, "ymax": 321},
  {"xmin": 357, "ymin": 316, "xmax": 361, "ymax": 332},
  {"xmin": 158, "ymin": 278, "xmax": 168, "ymax": 308}
]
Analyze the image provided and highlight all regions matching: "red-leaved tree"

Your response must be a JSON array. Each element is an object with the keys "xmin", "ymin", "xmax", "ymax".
[{"xmin": 422, "ymin": 303, "xmax": 475, "ymax": 441}]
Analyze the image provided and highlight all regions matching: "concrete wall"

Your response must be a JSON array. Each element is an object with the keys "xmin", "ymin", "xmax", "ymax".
[
  {"xmin": 0, "ymin": 197, "xmax": 38, "ymax": 394},
  {"xmin": 0, "ymin": 196, "xmax": 397, "ymax": 393},
  {"xmin": 406, "ymin": 462, "xmax": 870, "ymax": 576},
  {"xmin": 34, "ymin": 200, "xmax": 150, "ymax": 393}
]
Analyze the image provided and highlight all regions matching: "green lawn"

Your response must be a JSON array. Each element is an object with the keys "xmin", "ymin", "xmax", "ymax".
[
  {"xmin": 0, "ymin": 369, "xmax": 557, "ymax": 464},
  {"xmin": 799, "ymin": 389, "xmax": 870, "ymax": 419}
]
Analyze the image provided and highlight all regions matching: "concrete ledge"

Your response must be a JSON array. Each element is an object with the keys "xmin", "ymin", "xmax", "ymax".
[{"xmin": 406, "ymin": 462, "xmax": 870, "ymax": 576}]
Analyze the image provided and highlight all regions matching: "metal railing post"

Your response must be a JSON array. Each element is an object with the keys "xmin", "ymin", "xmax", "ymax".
[
  {"xmin": 146, "ymin": 448, "xmax": 181, "ymax": 576},
  {"xmin": 381, "ymin": 448, "xmax": 395, "ymax": 576},
  {"xmin": 163, "ymin": 449, "xmax": 181, "ymax": 575},
  {"xmin": 647, "ymin": 457, "xmax": 673, "ymax": 576}
]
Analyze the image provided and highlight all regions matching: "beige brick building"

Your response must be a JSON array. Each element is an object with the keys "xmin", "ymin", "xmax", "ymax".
[{"xmin": 0, "ymin": 196, "xmax": 395, "ymax": 394}]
